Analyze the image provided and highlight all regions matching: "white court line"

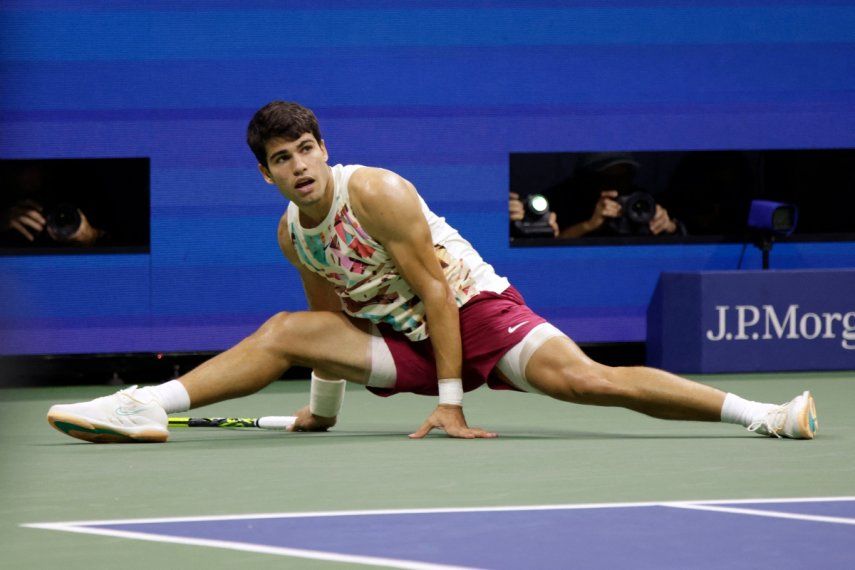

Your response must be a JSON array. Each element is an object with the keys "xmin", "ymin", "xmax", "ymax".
[
  {"xmin": 21, "ymin": 495, "xmax": 855, "ymax": 528},
  {"xmin": 666, "ymin": 502, "xmax": 855, "ymax": 526},
  {"xmin": 19, "ymin": 500, "xmax": 665, "ymax": 527},
  {"xmin": 688, "ymin": 496, "xmax": 855, "ymax": 506},
  {"xmin": 22, "ymin": 496, "xmax": 855, "ymax": 569}
]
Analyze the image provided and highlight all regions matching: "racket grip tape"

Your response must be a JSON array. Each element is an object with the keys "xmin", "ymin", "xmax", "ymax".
[{"xmin": 256, "ymin": 416, "xmax": 297, "ymax": 429}]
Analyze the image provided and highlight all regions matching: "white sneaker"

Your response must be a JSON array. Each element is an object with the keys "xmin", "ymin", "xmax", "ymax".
[
  {"xmin": 47, "ymin": 386, "xmax": 169, "ymax": 443},
  {"xmin": 747, "ymin": 390, "xmax": 818, "ymax": 439}
]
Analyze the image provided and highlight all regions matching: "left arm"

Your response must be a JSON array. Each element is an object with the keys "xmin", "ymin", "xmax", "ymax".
[{"xmin": 350, "ymin": 168, "xmax": 495, "ymax": 439}]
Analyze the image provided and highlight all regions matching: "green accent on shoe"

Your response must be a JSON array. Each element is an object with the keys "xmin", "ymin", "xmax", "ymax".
[
  {"xmin": 809, "ymin": 413, "xmax": 816, "ymax": 433},
  {"xmin": 53, "ymin": 420, "xmax": 128, "ymax": 438}
]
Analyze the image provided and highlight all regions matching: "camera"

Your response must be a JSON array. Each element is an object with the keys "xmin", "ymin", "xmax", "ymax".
[
  {"xmin": 44, "ymin": 203, "xmax": 82, "ymax": 241},
  {"xmin": 607, "ymin": 191, "xmax": 657, "ymax": 235},
  {"xmin": 747, "ymin": 200, "xmax": 797, "ymax": 238},
  {"xmin": 747, "ymin": 199, "xmax": 798, "ymax": 270},
  {"xmin": 511, "ymin": 194, "xmax": 555, "ymax": 238}
]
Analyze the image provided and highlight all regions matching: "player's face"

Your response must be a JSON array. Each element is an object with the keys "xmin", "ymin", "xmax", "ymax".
[{"xmin": 259, "ymin": 134, "xmax": 331, "ymax": 209}]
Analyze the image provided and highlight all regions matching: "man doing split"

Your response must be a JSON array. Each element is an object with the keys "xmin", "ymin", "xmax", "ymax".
[{"xmin": 47, "ymin": 102, "xmax": 818, "ymax": 443}]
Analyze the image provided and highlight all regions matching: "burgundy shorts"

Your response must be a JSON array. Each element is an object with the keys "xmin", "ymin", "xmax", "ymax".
[{"xmin": 367, "ymin": 286, "xmax": 547, "ymax": 397}]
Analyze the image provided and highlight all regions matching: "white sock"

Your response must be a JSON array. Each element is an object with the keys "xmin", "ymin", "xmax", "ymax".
[
  {"xmin": 138, "ymin": 380, "xmax": 191, "ymax": 414},
  {"xmin": 720, "ymin": 393, "xmax": 775, "ymax": 427}
]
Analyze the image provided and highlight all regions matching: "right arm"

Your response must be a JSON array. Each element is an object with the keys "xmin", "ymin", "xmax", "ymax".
[
  {"xmin": 277, "ymin": 214, "xmax": 343, "ymax": 431},
  {"xmin": 277, "ymin": 213, "xmax": 342, "ymax": 312}
]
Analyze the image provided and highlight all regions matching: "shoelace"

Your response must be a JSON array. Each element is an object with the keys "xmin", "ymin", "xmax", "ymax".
[{"xmin": 747, "ymin": 402, "xmax": 790, "ymax": 438}]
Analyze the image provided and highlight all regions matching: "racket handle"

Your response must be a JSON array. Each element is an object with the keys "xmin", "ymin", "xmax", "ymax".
[{"xmin": 257, "ymin": 416, "xmax": 297, "ymax": 430}]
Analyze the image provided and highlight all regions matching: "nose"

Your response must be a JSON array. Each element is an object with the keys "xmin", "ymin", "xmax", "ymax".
[{"xmin": 292, "ymin": 154, "xmax": 307, "ymax": 175}]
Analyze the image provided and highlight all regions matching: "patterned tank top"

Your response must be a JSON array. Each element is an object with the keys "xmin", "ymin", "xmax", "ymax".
[{"xmin": 287, "ymin": 164, "xmax": 508, "ymax": 341}]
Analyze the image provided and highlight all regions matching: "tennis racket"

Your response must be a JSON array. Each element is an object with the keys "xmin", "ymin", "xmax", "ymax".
[{"xmin": 168, "ymin": 415, "xmax": 296, "ymax": 430}]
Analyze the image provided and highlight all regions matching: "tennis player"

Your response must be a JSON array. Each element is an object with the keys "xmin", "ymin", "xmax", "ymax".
[{"xmin": 47, "ymin": 102, "xmax": 817, "ymax": 443}]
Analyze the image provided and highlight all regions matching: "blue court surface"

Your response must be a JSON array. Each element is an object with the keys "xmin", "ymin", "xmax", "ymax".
[{"xmin": 25, "ymin": 497, "xmax": 855, "ymax": 569}]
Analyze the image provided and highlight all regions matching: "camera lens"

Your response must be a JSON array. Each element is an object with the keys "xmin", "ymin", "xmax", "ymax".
[
  {"xmin": 623, "ymin": 192, "xmax": 656, "ymax": 224},
  {"xmin": 45, "ymin": 203, "xmax": 82, "ymax": 240}
]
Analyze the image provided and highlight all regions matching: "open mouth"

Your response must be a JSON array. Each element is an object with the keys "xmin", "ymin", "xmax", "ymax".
[{"xmin": 295, "ymin": 178, "xmax": 314, "ymax": 190}]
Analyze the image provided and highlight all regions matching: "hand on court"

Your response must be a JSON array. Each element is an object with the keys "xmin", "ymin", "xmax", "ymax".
[
  {"xmin": 288, "ymin": 405, "xmax": 337, "ymax": 432},
  {"xmin": 408, "ymin": 405, "xmax": 498, "ymax": 439}
]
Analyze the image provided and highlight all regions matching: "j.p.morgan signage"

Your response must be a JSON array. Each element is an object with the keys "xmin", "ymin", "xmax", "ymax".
[
  {"xmin": 648, "ymin": 270, "xmax": 855, "ymax": 373},
  {"xmin": 706, "ymin": 305, "xmax": 855, "ymax": 350}
]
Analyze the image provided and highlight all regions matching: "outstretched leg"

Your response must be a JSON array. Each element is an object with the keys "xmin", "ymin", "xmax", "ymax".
[
  {"xmin": 47, "ymin": 310, "xmax": 377, "ymax": 442},
  {"xmin": 178, "ymin": 310, "xmax": 374, "ymax": 407},
  {"xmin": 514, "ymin": 333, "xmax": 815, "ymax": 438},
  {"xmin": 523, "ymin": 336, "xmax": 724, "ymax": 421}
]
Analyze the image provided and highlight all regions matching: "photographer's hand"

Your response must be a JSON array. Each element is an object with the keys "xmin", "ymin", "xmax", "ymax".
[
  {"xmin": 509, "ymin": 192, "xmax": 524, "ymax": 222},
  {"xmin": 591, "ymin": 190, "xmax": 622, "ymax": 228},
  {"xmin": 649, "ymin": 204, "xmax": 677, "ymax": 235},
  {"xmin": 548, "ymin": 212, "xmax": 559, "ymax": 237},
  {"xmin": 1, "ymin": 200, "xmax": 45, "ymax": 242},
  {"xmin": 559, "ymin": 190, "xmax": 621, "ymax": 238}
]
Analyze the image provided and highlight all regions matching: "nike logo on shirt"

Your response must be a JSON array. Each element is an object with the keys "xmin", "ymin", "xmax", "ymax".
[{"xmin": 507, "ymin": 321, "xmax": 529, "ymax": 334}]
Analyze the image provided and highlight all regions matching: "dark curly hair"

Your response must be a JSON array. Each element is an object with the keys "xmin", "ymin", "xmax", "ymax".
[{"xmin": 246, "ymin": 101, "xmax": 323, "ymax": 167}]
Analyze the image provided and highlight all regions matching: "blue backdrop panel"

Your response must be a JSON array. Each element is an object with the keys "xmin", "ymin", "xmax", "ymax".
[
  {"xmin": 648, "ymin": 270, "xmax": 855, "ymax": 373},
  {"xmin": 1, "ymin": 2, "xmax": 854, "ymax": 355}
]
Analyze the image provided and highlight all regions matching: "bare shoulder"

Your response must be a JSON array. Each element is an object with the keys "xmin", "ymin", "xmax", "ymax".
[
  {"xmin": 348, "ymin": 167, "xmax": 422, "ymax": 239},
  {"xmin": 349, "ymin": 167, "xmax": 417, "ymax": 210}
]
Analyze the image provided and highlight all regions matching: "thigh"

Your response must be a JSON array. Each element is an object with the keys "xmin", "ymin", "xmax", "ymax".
[
  {"xmin": 523, "ymin": 335, "xmax": 604, "ymax": 398},
  {"xmin": 276, "ymin": 311, "xmax": 374, "ymax": 384}
]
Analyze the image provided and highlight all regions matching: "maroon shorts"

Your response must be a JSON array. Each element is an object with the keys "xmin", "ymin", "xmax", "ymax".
[{"xmin": 367, "ymin": 286, "xmax": 548, "ymax": 397}]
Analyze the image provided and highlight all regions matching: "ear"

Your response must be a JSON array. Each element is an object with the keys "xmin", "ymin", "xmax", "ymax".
[
  {"xmin": 319, "ymin": 139, "xmax": 329, "ymax": 162},
  {"xmin": 258, "ymin": 163, "xmax": 275, "ymax": 185}
]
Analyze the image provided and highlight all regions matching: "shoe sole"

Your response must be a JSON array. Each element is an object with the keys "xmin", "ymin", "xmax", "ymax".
[
  {"xmin": 47, "ymin": 411, "xmax": 168, "ymax": 444},
  {"xmin": 798, "ymin": 391, "xmax": 818, "ymax": 439}
]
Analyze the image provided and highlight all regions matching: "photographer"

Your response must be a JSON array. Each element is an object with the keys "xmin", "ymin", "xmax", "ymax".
[
  {"xmin": 0, "ymin": 164, "xmax": 106, "ymax": 248},
  {"xmin": 560, "ymin": 189, "xmax": 678, "ymax": 238},
  {"xmin": 1, "ymin": 199, "xmax": 105, "ymax": 247},
  {"xmin": 511, "ymin": 153, "xmax": 684, "ymax": 239}
]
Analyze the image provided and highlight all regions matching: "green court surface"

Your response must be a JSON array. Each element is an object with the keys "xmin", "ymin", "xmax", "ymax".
[{"xmin": 3, "ymin": 372, "xmax": 854, "ymax": 569}]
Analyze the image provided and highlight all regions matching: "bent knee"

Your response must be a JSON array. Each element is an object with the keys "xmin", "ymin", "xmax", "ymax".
[
  {"xmin": 253, "ymin": 311, "xmax": 298, "ymax": 346},
  {"xmin": 253, "ymin": 310, "xmax": 345, "ymax": 359},
  {"xmin": 258, "ymin": 310, "xmax": 293, "ymax": 332}
]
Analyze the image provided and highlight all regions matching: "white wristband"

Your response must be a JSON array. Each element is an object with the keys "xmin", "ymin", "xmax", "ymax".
[
  {"xmin": 438, "ymin": 378, "xmax": 463, "ymax": 406},
  {"xmin": 310, "ymin": 372, "xmax": 346, "ymax": 418}
]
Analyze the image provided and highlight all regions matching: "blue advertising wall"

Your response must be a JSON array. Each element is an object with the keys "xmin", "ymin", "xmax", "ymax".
[
  {"xmin": 648, "ymin": 270, "xmax": 855, "ymax": 373},
  {"xmin": 2, "ymin": 1, "xmax": 854, "ymax": 355}
]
